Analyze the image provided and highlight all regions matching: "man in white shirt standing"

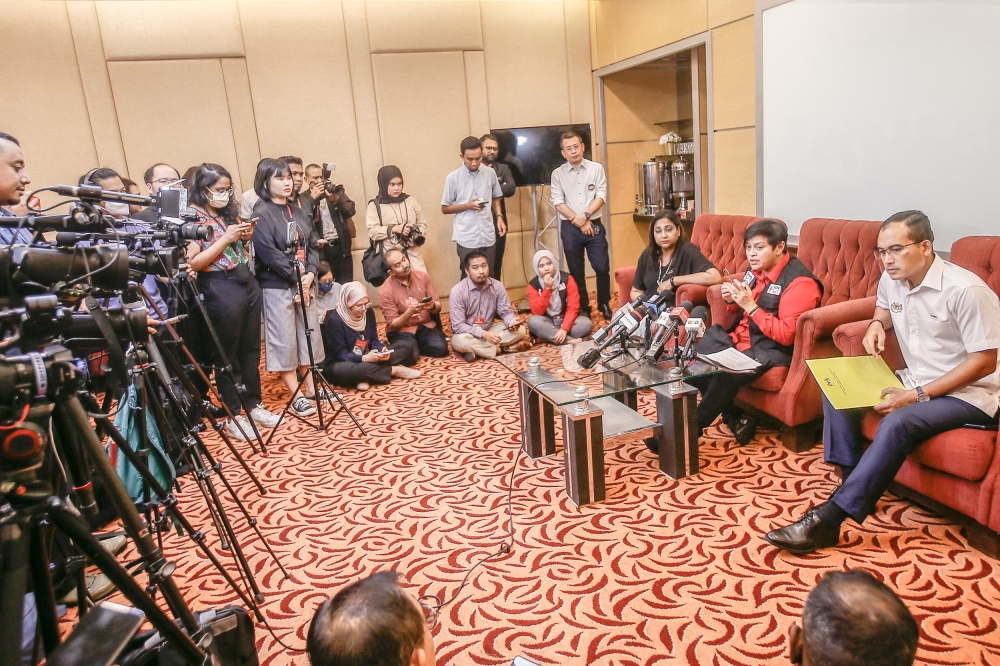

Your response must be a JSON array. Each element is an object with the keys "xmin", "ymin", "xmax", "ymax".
[
  {"xmin": 442, "ymin": 136, "xmax": 505, "ymax": 280},
  {"xmin": 551, "ymin": 132, "xmax": 611, "ymax": 321},
  {"xmin": 767, "ymin": 211, "xmax": 1000, "ymax": 554}
]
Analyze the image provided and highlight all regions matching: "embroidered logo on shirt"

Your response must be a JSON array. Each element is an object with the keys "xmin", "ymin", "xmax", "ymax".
[
  {"xmin": 766, "ymin": 283, "xmax": 782, "ymax": 296},
  {"xmin": 891, "ymin": 302, "xmax": 903, "ymax": 313}
]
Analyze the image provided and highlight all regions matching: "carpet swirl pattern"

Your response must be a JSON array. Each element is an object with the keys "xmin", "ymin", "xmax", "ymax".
[{"xmin": 87, "ymin": 315, "xmax": 1000, "ymax": 666}]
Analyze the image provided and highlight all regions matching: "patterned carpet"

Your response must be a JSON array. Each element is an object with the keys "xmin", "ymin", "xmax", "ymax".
[{"xmin": 83, "ymin": 311, "xmax": 1000, "ymax": 666}]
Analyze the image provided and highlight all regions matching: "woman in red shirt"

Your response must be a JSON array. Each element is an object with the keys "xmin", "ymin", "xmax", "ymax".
[{"xmin": 527, "ymin": 250, "xmax": 592, "ymax": 345}]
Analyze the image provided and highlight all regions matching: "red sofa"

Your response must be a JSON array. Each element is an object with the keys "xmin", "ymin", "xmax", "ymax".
[
  {"xmin": 705, "ymin": 218, "xmax": 885, "ymax": 451},
  {"xmin": 832, "ymin": 236, "xmax": 1000, "ymax": 557},
  {"xmin": 614, "ymin": 214, "xmax": 763, "ymax": 307}
]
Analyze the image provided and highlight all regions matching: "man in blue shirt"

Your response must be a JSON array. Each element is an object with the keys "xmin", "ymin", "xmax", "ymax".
[{"xmin": 0, "ymin": 131, "xmax": 34, "ymax": 244}]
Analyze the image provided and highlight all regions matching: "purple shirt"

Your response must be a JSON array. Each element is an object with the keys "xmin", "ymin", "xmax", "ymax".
[{"xmin": 448, "ymin": 276, "xmax": 517, "ymax": 338}]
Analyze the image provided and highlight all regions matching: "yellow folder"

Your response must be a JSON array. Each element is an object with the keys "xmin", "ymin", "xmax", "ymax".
[{"xmin": 805, "ymin": 356, "xmax": 905, "ymax": 410}]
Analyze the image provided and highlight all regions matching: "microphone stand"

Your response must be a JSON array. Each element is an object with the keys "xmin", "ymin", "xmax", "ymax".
[{"xmin": 264, "ymin": 239, "xmax": 366, "ymax": 448}]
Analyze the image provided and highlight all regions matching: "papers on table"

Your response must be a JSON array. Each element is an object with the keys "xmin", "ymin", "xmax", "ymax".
[
  {"xmin": 806, "ymin": 355, "xmax": 905, "ymax": 410},
  {"xmin": 700, "ymin": 348, "xmax": 763, "ymax": 372}
]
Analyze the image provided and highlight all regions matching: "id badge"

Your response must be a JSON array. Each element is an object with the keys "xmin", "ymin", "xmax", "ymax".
[
  {"xmin": 473, "ymin": 317, "xmax": 485, "ymax": 326},
  {"xmin": 353, "ymin": 338, "xmax": 369, "ymax": 356},
  {"xmin": 552, "ymin": 315, "xmax": 564, "ymax": 328},
  {"xmin": 296, "ymin": 248, "xmax": 305, "ymax": 263}
]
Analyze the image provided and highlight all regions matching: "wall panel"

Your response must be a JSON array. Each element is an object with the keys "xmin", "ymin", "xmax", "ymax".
[
  {"xmin": 108, "ymin": 59, "xmax": 243, "ymax": 191},
  {"xmin": 366, "ymin": 1, "xmax": 483, "ymax": 53},
  {"xmin": 96, "ymin": 0, "xmax": 243, "ymax": 61},
  {"xmin": 464, "ymin": 51, "xmax": 491, "ymax": 137},
  {"xmin": 708, "ymin": 0, "xmax": 754, "ymax": 28},
  {"xmin": 711, "ymin": 17, "xmax": 754, "ymax": 130},
  {"xmin": 594, "ymin": 0, "xmax": 708, "ymax": 68},
  {"xmin": 713, "ymin": 127, "xmax": 755, "ymax": 215},
  {"xmin": 481, "ymin": 1, "xmax": 571, "ymax": 129},
  {"xmin": 342, "ymin": 0, "xmax": 384, "ymax": 206},
  {"xmin": 603, "ymin": 68, "xmax": 679, "ymax": 143},
  {"xmin": 372, "ymin": 51, "xmax": 471, "ymax": 297},
  {"xmin": 220, "ymin": 58, "xmax": 261, "ymax": 193},
  {"xmin": 565, "ymin": 0, "xmax": 596, "ymax": 125},
  {"xmin": 0, "ymin": 1, "xmax": 99, "ymax": 197}
]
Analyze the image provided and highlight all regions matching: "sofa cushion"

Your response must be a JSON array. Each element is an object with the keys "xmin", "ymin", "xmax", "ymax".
[
  {"xmin": 950, "ymin": 236, "xmax": 1000, "ymax": 300},
  {"xmin": 796, "ymin": 218, "xmax": 883, "ymax": 307},
  {"xmin": 689, "ymin": 214, "xmax": 761, "ymax": 276},
  {"xmin": 861, "ymin": 412, "xmax": 996, "ymax": 482},
  {"xmin": 750, "ymin": 366, "xmax": 787, "ymax": 392}
]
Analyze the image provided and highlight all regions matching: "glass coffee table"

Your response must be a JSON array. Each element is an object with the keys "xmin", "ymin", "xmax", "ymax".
[{"xmin": 497, "ymin": 340, "xmax": 721, "ymax": 506}]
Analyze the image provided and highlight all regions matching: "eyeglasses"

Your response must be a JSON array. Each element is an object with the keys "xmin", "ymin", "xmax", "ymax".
[
  {"xmin": 873, "ymin": 241, "xmax": 920, "ymax": 259},
  {"xmin": 209, "ymin": 188, "xmax": 235, "ymax": 196},
  {"xmin": 418, "ymin": 596, "xmax": 440, "ymax": 629},
  {"xmin": 349, "ymin": 302, "xmax": 370, "ymax": 311}
]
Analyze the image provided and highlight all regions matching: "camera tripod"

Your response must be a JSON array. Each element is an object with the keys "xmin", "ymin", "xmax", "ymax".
[
  {"xmin": 0, "ymin": 352, "xmax": 210, "ymax": 666},
  {"xmin": 264, "ymin": 250, "xmax": 365, "ymax": 449}
]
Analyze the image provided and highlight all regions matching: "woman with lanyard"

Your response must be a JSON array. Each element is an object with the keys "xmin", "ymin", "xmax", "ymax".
[
  {"xmin": 185, "ymin": 163, "xmax": 280, "ymax": 439},
  {"xmin": 527, "ymin": 249, "xmax": 592, "ymax": 345},
  {"xmin": 251, "ymin": 158, "xmax": 324, "ymax": 418},
  {"xmin": 321, "ymin": 281, "xmax": 421, "ymax": 392},
  {"xmin": 365, "ymin": 165, "xmax": 429, "ymax": 273},
  {"xmin": 629, "ymin": 209, "xmax": 721, "ymax": 306}
]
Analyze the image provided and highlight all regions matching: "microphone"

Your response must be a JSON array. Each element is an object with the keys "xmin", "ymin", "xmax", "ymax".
[
  {"xmin": 578, "ymin": 302, "xmax": 652, "ymax": 369},
  {"xmin": 592, "ymin": 295, "xmax": 644, "ymax": 344},
  {"xmin": 679, "ymin": 306, "xmax": 709, "ymax": 360},
  {"xmin": 640, "ymin": 291, "xmax": 673, "ymax": 319},
  {"xmin": 643, "ymin": 300, "xmax": 693, "ymax": 361},
  {"xmin": 51, "ymin": 184, "xmax": 154, "ymax": 206}
]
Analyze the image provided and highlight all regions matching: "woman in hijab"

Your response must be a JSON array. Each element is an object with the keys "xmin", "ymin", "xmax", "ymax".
[
  {"xmin": 526, "ymin": 250, "xmax": 592, "ymax": 345},
  {"xmin": 366, "ymin": 165, "xmax": 429, "ymax": 274},
  {"xmin": 321, "ymin": 281, "xmax": 421, "ymax": 392}
]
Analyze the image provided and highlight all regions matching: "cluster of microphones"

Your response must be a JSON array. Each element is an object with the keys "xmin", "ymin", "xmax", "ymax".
[{"xmin": 578, "ymin": 292, "xmax": 710, "ymax": 370}]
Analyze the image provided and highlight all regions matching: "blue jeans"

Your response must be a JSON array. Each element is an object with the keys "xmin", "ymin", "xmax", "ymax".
[
  {"xmin": 561, "ymin": 219, "xmax": 610, "ymax": 312},
  {"xmin": 824, "ymin": 394, "xmax": 994, "ymax": 523}
]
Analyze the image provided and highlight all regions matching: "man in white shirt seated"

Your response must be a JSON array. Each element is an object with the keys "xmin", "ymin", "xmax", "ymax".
[{"xmin": 767, "ymin": 211, "xmax": 1000, "ymax": 554}]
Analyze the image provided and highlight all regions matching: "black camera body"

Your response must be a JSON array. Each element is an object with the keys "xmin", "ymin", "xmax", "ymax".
[{"xmin": 399, "ymin": 227, "xmax": 426, "ymax": 247}]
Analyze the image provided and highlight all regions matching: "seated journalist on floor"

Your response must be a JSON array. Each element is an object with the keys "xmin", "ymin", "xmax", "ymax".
[
  {"xmin": 527, "ymin": 249, "xmax": 592, "ymax": 345},
  {"xmin": 449, "ymin": 251, "xmax": 530, "ymax": 361},
  {"xmin": 766, "ymin": 211, "xmax": 1000, "ymax": 555},
  {"xmin": 686, "ymin": 219, "xmax": 823, "ymax": 446},
  {"xmin": 378, "ymin": 248, "xmax": 449, "ymax": 360}
]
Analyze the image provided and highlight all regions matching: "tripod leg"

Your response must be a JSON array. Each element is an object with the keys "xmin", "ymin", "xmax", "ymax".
[
  {"xmin": 28, "ymin": 524, "xmax": 61, "ymax": 658},
  {"xmin": 0, "ymin": 515, "xmax": 31, "ymax": 666},
  {"xmin": 312, "ymin": 369, "xmax": 367, "ymax": 436}
]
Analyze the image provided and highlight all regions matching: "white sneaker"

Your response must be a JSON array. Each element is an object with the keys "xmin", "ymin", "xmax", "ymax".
[
  {"xmin": 391, "ymin": 365, "xmax": 421, "ymax": 380},
  {"xmin": 225, "ymin": 415, "xmax": 254, "ymax": 441},
  {"xmin": 292, "ymin": 397, "xmax": 316, "ymax": 417},
  {"xmin": 250, "ymin": 405, "xmax": 282, "ymax": 428},
  {"xmin": 356, "ymin": 382, "xmax": 370, "ymax": 392}
]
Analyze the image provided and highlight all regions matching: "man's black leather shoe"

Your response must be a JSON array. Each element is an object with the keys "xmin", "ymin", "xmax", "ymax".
[
  {"xmin": 733, "ymin": 416, "xmax": 758, "ymax": 446},
  {"xmin": 765, "ymin": 504, "xmax": 841, "ymax": 555},
  {"xmin": 599, "ymin": 304, "xmax": 614, "ymax": 321},
  {"xmin": 643, "ymin": 436, "xmax": 659, "ymax": 454}
]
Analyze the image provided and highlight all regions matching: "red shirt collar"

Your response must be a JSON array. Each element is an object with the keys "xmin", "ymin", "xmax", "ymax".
[{"xmin": 754, "ymin": 252, "xmax": 791, "ymax": 284}]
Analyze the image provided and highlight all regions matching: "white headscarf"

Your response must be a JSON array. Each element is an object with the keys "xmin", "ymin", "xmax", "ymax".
[
  {"xmin": 532, "ymin": 250, "xmax": 562, "ymax": 318},
  {"xmin": 335, "ymin": 281, "xmax": 369, "ymax": 333}
]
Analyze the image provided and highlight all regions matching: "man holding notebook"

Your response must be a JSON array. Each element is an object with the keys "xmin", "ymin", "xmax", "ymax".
[{"xmin": 767, "ymin": 211, "xmax": 1000, "ymax": 555}]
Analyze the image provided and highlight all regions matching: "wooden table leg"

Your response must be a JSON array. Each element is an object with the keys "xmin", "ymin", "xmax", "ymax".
[
  {"xmin": 652, "ymin": 382, "xmax": 700, "ymax": 479},
  {"xmin": 519, "ymin": 378, "xmax": 556, "ymax": 459},
  {"xmin": 559, "ymin": 403, "xmax": 606, "ymax": 506}
]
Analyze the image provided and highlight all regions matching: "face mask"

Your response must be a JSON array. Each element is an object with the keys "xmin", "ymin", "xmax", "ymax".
[
  {"xmin": 105, "ymin": 201, "xmax": 129, "ymax": 216},
  {"xmin": 208, "ymin": 190, "xmax": 230, "ymax": 208},
  {"xmin": 318, "ymin": 281, "xmax": 334, "ymax": 294}
]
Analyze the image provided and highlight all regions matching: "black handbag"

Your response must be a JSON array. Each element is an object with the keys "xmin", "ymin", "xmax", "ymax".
[
  {"xmin": 118, "ymin": 606, "xmax": 259, "ymax": 666},
  {"xmin": 362, "ymin": 200, "xmax": 389, "ymax": 286}
]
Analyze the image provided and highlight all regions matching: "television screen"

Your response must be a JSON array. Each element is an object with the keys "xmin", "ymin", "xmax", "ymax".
[{"xmin": 489, "ymin": 124, "xmax": 593, "ymax": 187}]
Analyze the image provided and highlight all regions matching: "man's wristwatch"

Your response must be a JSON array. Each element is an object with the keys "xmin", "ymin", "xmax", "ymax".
[
  {"xmin": 915, "ymin": 385, "xmax": 930, "ymax": 402},
  {"xmin": 584, "ymin": 212, "xmax": 592, "ymax": 220}
]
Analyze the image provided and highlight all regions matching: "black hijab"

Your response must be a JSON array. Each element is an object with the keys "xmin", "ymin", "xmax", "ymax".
[{"xmin": 376, "ymin": 165, "xmax": 409, "ymax": 205}]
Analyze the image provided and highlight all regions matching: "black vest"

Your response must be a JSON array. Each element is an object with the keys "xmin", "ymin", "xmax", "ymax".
[
  {"xmin": 528, "ymin": 271, "xmax": 573, "ymax": 317},
  {"xmin": 698, "ymin": 256, "xmax": 823, "ymax": 368}
]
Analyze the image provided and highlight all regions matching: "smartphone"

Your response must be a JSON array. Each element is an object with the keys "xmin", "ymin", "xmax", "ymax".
[
  {"xmin": 249, "ymin": 216, "xmax": 259, "ymax": 227},
  {"xmin": 421, "ymin": 296, "xmax": 433, "ymax": 303}
]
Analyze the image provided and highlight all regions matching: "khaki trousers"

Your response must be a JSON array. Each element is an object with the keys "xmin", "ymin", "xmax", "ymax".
[{"xmin": 451, "ymin": 322, "xmax": 526, "ymax": 359}]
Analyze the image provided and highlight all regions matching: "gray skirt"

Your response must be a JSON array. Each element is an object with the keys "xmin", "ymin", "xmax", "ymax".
[{"xmin": 262, "ymin": 286, "xmax": 325, "ymax": 371}]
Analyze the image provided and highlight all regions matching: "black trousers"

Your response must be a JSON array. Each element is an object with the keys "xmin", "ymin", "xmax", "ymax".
[
  {"xmin": 322, "ymin": 338, "xmax": 417, "ymax": 387},
  {"xmin": 388, "ymin": 325, "xmax": 449, "ymax": 359},
  {"xmin": 492, "ymin": 217, "xmax": 507, "ymax": 280},
  {"xmin": 320, "ymin": 239, "xmax": 354, "ymax": 283},
  {"xmin": 561, "ymin": 219, "xmax": 610, "ymax": 312},
  {"xmin": 197, "ymin": 270, "xmax": 263, "ymax": 415},
  {"xmin": 687, "ymin": 365, "xmax": 770, "ymax": 433}
]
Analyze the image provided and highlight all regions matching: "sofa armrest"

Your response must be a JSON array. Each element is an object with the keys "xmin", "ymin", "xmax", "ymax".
[
  {"xmin": 833, "ymin": 320, "xmax": 907, "ymax": 372},
  {"xmin": 706, "ymin": 284, "xmax": 738, "ymax": 330},
  {"xmin": 797, "ymin": 297, "xmax": 877, "ymax": 341},
  {"xmin": 675, "ymin": 284, "xmax": 709, "ymax": 308}
]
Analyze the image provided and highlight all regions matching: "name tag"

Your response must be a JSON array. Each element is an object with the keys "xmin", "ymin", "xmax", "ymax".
[
  {"xmin": 473, "ymin": 317, "xmax": 485, "ymax": 326},
  {"xmin": 552, "ymin": 316, "xmax": 564, "ymax": 328},
  {"xmin": 296, "ymin": 248, "xmax": 305, "ymax": 263},
  {"xmin": 766, "ymin": 283, "xmax": 782, "ymax": 296},
  {"xmin": 557, "ymin": 283, "xmax": 566, "ymax": 292},
  {"xmin": 353, "ymin": 339, "xmax": 369, "ymax": 356}
]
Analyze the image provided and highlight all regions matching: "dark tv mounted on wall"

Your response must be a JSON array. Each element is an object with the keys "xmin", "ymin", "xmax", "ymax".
[{"xmin": 489, "ymin": 123, "xmax": 593, "ymax": 188}]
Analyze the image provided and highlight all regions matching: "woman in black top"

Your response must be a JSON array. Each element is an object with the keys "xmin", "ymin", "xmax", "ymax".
[
  {"xmin": 251, "ymin": 158, "xmax": 324, "ymax": 418},
  {"xmin": 185, "ymin": 163, "xmax": 280, "ymax": 440},
  {"xmin": 631, "ymin": 209, "xmax": 721, "ymax": 305}
]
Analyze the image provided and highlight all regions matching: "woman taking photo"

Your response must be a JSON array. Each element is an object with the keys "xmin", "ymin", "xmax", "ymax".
[
  {"xmin": 630, "ymin": 210, "xmax": 721, "ymax": 305},
  {"xmin": 322, "ymin": 282, "xmax": 421, "ymax": 392},
  {"xmin": 366, "ymin": 165, "xmax": 428, "ymax": 273},
  {"xmin": 527, "ymin": 250, "xmax": 592, "ymax": 345},
  {"xmin": 252, "ymin": 158, "xmax": 324, "ymax": 417},
  {"xmin": 185, "ymin": 163, "xmax": 280, "ymax": 440}
]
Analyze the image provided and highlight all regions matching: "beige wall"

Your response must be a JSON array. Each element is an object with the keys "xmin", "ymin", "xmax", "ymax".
[
  {"xmin": 591, "ymin": 0, "xmax": 757, "ymax": 271},
  {"xmin": 0, "ymin": 0, "xmax": 594, "ymax": 306}
]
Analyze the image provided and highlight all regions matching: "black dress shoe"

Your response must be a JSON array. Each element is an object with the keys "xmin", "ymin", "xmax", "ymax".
[
  {"xmin": 733, "ymin": 416, "xmax": 758, "ymax": 446},
  {"xmin": 765, "ymin": 504, "xmax": 841, "ymax": 555},
  {"xmin": 599, "ymin": 304, "xmax": 614, "ymax": 321},
  {"xmin": 643, "ymin": 437, "xmax": 659, "ymax": 454}
]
